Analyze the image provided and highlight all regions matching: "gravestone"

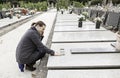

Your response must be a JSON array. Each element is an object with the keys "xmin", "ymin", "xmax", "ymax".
[
  {"xmin": 90, "ymin": 10, "xmax": 97, "ymax": 19},
  {"xmin": 106, "ymin": 12, "xmax": 120, "ymax": 27},
  {"xmin": 97, "ymin": 10, "xmax": 105, "ymax": 17}
]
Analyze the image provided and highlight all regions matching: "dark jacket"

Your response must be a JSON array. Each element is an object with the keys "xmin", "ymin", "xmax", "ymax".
[{"xmin": 16, "ymin": 27, "xmax": 54, "ymax": 64}]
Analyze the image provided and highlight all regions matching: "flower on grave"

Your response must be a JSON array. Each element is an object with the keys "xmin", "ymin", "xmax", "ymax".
[
  {"xmin": 16, "ymin": 14, "xmax": 21, "ymax": 19},
  {"xmin": 82, "ymin": 12, "xmax": 88, "ymax": 18},
  {"xmin": 78, "ymin": 14, "xmax": 85, "ymax": 21},
  {"xmin": 94, "ymin": 17, "xmax": 103, "ymax": 23}
]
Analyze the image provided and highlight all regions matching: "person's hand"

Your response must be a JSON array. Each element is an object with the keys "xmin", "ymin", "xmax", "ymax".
[
  {"xmin": 40, "ymin": 31, "xmax": 44, "ymax": 36},
  {"xmin": 54, "ymin": 52, "xmax": 65, "ymax": 56}
]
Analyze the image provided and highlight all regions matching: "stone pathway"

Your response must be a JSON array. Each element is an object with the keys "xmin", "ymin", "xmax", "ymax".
[{"xmin": 0, "ymin": 9, "xmax": 57, "ymax": 78}]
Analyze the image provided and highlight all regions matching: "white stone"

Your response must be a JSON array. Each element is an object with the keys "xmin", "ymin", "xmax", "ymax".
[
  {"xmin": 52, "ymin": 31, "xmax": 116, "ymax": 43},
  {"xmin": 47, "ymin": 70, "xmax": 120, "ymax": 78}
]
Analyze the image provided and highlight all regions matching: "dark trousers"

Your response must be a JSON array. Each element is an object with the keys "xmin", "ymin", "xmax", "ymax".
[
  {"xmin": 27, "ymin": 51, "xmax": 46, "ymax": 66},
  {"xmin": 18, "ymin": 50, "xmax": 46, "ymax": 72}
]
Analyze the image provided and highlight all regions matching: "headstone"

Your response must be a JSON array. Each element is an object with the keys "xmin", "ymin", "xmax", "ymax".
[
  {"xmin": 97, "ymin": 10, "xmax": 105, "ymax": 17},
  {"xmin": 90, "ymin": 10, "xmax": 97, "ymax": 19},
  {"xmin": 106, "ymin": 12, "xmax": 120, "ymax": 27}
]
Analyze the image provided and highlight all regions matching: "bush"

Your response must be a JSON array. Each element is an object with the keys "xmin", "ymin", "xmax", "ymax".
[
  {"xmin": 73, "ymin": 1, "xmax": 84, "ymax": 8},
  {"xmin": 57, "ymin": 0, "xmax": 68, "ymax": 9},
  {"xmin": 19, "ymin": 1, "xmax": 47, "ymax": 11},
  {"xmin": 112, "ymin": 0, "xmax": 120, "ymax": 4},
  {"xmin": 0, "ymin": 4, "xmax": 2, "ymax": 10},
  {"xmin": 40, "ymin": 1, "xmax": 47, "ymax": 11},
  {"xmin": 0, "ymin": 2, "xmax": 11, "ymax": 10},
  {"xmin": 19, "ymin": 1, "xmax": 26, "ymax": 8},
  {"xmin": 90, "ymin": 0, "xmax": 102, "ymax": 5}
]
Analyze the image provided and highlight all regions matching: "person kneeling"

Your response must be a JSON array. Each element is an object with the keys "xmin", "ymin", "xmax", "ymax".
[{"xmin": 16, "ymin": 21, "xmax": 61, "ymax": 72}]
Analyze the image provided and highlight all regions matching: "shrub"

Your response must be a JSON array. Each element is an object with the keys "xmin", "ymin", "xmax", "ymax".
[
  {"xmin": 19, "ymin": 1, "xmax": 47, "ymax": 11},
  {"xmin": 40, "ymin": 1, "xmax": 47, "ymax": 11},
  {"xmin": 90, "ymin": 0, "xmax": 102, "ymax": 5},
  {"xmin": 73, "ymin": 1, "xmax": 84, "ymax": 8}
]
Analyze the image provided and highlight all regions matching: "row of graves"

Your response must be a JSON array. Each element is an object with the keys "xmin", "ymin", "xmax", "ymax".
[
  {"xmin": 0, "ymin": 8, "xmax": 36, "ymax": 19},
  {"xmin": 46, "ymin": 10, "xmax": 120, "ymax": 78},
  {"xmin": 73, "ymin": 8, "xmax": 120, "ymax": 32}
]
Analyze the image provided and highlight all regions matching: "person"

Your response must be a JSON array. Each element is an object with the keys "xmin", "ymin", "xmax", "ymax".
[{"xmin": 16, "ymin": 21, "xmax": 60, "ymax": 72}]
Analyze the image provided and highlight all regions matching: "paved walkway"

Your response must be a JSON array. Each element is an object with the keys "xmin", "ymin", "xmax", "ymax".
[{"xmin": 0, "ymin": 9, "xmax": 57, "ymax": 78}]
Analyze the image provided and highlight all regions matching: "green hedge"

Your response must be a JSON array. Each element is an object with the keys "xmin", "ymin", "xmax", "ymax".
[
  {"xmin": 0, "ymin": 1, "xmax": 47, "ymax": 11},
  {"xmin": 90, "ymin": 0, "xmax": 102, "ymax": 5},
  {"xmin": 112, "ymin": 0, "xmax": 120, "ymax": 4},
  {"xmin": 73, "ymin": 1, "xmax": 84, "ymax": 8},
  {"xmin": 19, "ymin": 1, "xmax": 47, "ymax": 11},
  {"xmin": 0, "ymin": 2, "xmax": 11, "ymax": 10},
  {"xmin": 57, "ymin": 0, "xmax": 69, "ymax": 9}
]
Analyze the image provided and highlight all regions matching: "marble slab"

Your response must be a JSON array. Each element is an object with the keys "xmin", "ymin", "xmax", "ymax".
[
  {"xmin": 106, "ymin": 12, "xmax": 120, "ymax": 27},
  {"xmin": 56, "ymin": 19, "xmax": 77, "ymax": 22},
  {"xmin": 51, "ymin": 42, "xmax": 118, "ymax": 55},
  {"xmin": 57, "ymin": 18, "xmax": 78, "ymax": 20},
  {"xmin": 55, "ymin": 22, "xmax": 78, "ymax": 26},
  {"xmin": 57, "ymin": 16, "xmax": 78, "ymax": 20},
  {"xmin": 55, "ymin": 21, "xmax": 95, "ymax": 26},
  {"xmin": 71, "ymin": 47, "xmax": 119, "ymax": 54},
  {"xmin": 54, "ymin": 26, "xmax": 106, "ymax": 32},
  {"xmin": 52, "ymin": 31, "xmax": 116, "ymax": 43},
  {"xmin": 47, "ymin": 53, "xmax": 120, "ymax": 69},
  {"xmin": 47, "ymin": 69, "xmax": 120, "ymax": 78}
]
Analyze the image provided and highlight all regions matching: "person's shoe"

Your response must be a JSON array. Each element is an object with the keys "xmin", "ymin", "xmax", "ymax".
[{"xmin": 25, "ymin": 65, "xmax": 36, "ymax": 71}]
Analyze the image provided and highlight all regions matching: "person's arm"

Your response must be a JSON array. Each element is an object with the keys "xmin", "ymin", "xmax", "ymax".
[
  {"xmin": 41, "ymin": 36, "xmax": 44, "ymax": 41},
  {"xmin": 30, "ymin": 32, "xmax": 54, "ymax": 55}
]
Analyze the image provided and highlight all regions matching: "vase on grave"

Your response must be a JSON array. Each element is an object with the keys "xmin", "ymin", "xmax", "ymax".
[
  {"xmin": 78, "ymin": 21, "xmax": 83, "ymax": 27},
  {"xmin": 96, "ymin": 21, "xmax": 101, "ymax": 29},
  {"xmin": 78, "ymin": 16, "xmax": 84, "ymax": 27},
  {"xmin": 94, "ymin": 17, "xmax": 102, "ymax": 29}
]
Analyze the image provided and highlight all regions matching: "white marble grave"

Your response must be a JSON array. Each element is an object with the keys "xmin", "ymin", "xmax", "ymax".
[
  {"xmin": 47, "ymin": 53, "xmax": 120, "ymax": 69},
  {"xmin": 51, "ymin": 42, "xmax": 118, "ymax": 55},
  {"xmin": 54, "ymin": 26, "xmax": 106, "ymax": 32},
  {"xmin": 47, "ymin": 69, "xmax": 120, "ymax": 78},
  {"xmin": 52, "ymin": 31, "xmax": 116, "ymax": 43}
]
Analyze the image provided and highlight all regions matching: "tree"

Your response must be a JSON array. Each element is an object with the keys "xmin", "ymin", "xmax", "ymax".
[
  {"xmin": 57, "ymin": 0, "xmax": 69, "ymax": 9},
  {"xmin": 112, "ymin": 0, "xmax": 120, "ymax": 4},
  {"xmin": 90, "ymin": 0, "xmax": 102, "ymax": 5},
  {"xmin": 70, "ymin": 0, "xmax": 91, "ymax": 4}
]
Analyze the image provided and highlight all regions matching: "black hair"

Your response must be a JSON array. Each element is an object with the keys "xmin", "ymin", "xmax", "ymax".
[{"xmin": 31, "ymin": 21, "xmax": 46, "ymax": 27}]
